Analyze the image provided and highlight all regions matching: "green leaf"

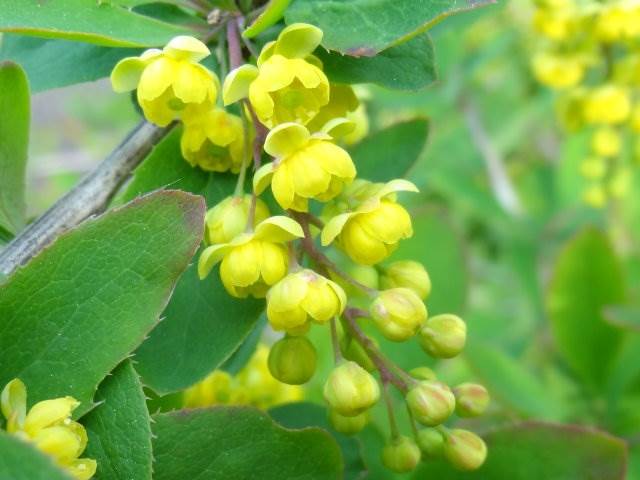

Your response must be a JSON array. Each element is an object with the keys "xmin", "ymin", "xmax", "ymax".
[
  {"xmin": 152, "ymin": 407, "xmax": 343, "ymax": 479},
  {"xmin": 122, "ymin": 130, "xmax": 264, "ymax": 394},
  {"xmin": 0, "ymin": 0, "xmax": 190, "ymax": 47},
  {"xmin": 319, "ymin": 34, "xmax": 437, "ymax": 90},
  {"xmin": 221, "ymin": 314, "xmax": 267, "ymax": 375},
  {"xmin": 243, "ymin": 0, "xmax": 292, "ymax": 39},
  {"xmin": 350, "ymin": 118, "xmax": 429, "ymax": 182},
  {"xmin": 0, "ymin": 191, "xmax": 205, "ymax": 413},
  {"xmin": 415, "ymin": 422, "xmax": 627, "ymax": 479},
  {"xmin": 546, "ymin": 228, "xmax": 626, "ymax": 390},
  {"xmin": 286, "ymin": 0, "xmax": 493, "ymax": 55},
  {"xmin": 270, "ymin": 402, "xmax": 367, "ymax": 480},
  {"xmin": 0, "ymin": 431, "xmax": 71, "ymax": 480},
  {"xmin": 604, "ymin": 305, "xmax": 640, "ymax": 331},
  {"xmin": 83, "ymin": 361, "xmax": 152, "ymax": 480},
  {"xmin": 0, "ymin": 61, "xmax": 29, "ymax": 235},
  {"xmin": 464, "ymin": 341, "xmax": 566, "ymax": 420},
  {"xmin": 0, "ymin": 35, "xmax": 141, "ymax": 92}
]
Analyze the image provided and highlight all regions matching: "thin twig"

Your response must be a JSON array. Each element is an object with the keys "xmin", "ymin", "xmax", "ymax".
[
  {"xmin": 460, "ymin": 97, "xmax": 523, "ymax": 217},
  {"xmin": 0, "ymin": 121, "xmax": 172, "ymax": 276}
]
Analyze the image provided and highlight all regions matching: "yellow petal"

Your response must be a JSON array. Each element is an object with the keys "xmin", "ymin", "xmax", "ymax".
[
  {"xmin": 321, "ymin": 117, "xmax": 356, "ymax": 139},
  {"xmin": 225, "ymin": 242, "xmax": 262, "ymax": 286},
  {"xmin": 377, "ymin": 179, "xmax": 419, "ymax": 198},
  {"xmin": 275, "ymin": 23, "xmax": 323, "ymax": 59},
  {"xmin": 164, "ymin": 35, "xmax": 210, "ymax": 62},
  {"xmin": 66, "ymin": 458, "xmax": 98, "ymax": 480},
  {"xmin": 268, "ymin": 274, "xmax": 309, "ymax": 312},
  {"xmin": 137, "ymin": 56, "xmax": 177, "ymax": 101},
  {"xmin": 257, "ymin": 40, "xmax": 277, "ymax": 67},
  {"xmin": 264, "ymin": 122, "xmax": 310, "ymax": 158},
  {"xmin": 110, "ymin": 56, "xmax": 146, "ymax": 92},
  {"xmin": 1, "ymin": 378, "xmax": 26, "ymax": 432},
  {"xmin": 248, "ymin": 81, "xmax": 275, "ymax": 126},
  {"xmin": 254, "ymin": 216, "xmax": 304, "ymax": 242},
  {"xmin": 271, "ymin": 164, "xmax": 296, "ymax": 209},
  {"xmin": 290, "ymin": 151, "xmax": 332, "ymax": 197},
  {"xmin": 342, "ymin": 219, "xmax": 388, "ymax": 265},
  {"xmin": 321, "ymin": 212, "xmax": 354, "ymax": 245},
  {"xmin": 254, "ymin": 163, "xmax": 276, "ymax": 195},
  {"xmin": 198, "ymin": 244, "xmax": 233, "ymax": 279},
  {"xmin": 259, "ymin": 242, "xmax": 288, "ymax": 285},
  {"xmin": 24, "ymin": 397, "xmax": 79, "ymax": 436},
  {"xmin": 223, "ymin": 64, "xmax": 259, "ymax": 105},
  {"xmin": 327, "ymin": 279, "xmax": 348, "ymax": 313},
  {"xmin": 32, "ymin": 425, "xmax": 83, "ymax": 462},
  {"xmin": 173, "ymin": 62, "xmax": 211, "ymax": 105},
  {"xmin": 301, "ymin": 278, "xmax": 340, "ymax": 322},
  {"xmin": 360, "ymin": 201, "xmax": 412, "ymax": 244},
  {"xmin": 313, "ymin": 141, "xmax": 356, "ymax": 179}
]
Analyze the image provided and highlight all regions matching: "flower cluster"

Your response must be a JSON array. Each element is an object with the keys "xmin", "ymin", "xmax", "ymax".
[
  {"xmin": 183, "ymin": 344, "xmax": 303, "ymax": 409},
  {"xmin": 530, "ymin": 0, "xmax": 639, "ymax": 207},
  {"xmin": 1, "ymin": 379, "xmax": 96, "ymax": 479},
  {"xmin": 112, "ymin": 23, "xmax": 487, "ymax": 473}
]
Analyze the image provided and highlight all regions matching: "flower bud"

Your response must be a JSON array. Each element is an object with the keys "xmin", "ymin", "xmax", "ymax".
[
  {"xmin": 419, "ymin": 314, "xmax": 466, "ymax": 358},
  {"xmin": 409, "ymin": 366, "xmax": 437, "ymax": 381},
  {"xmin": 380, "ymin": 260, "xmax": 431, "ymax": 300},
  {"xmin": 443, "ymin": 429, "xmax": 487, "ymax": 471},
  {"xmin": 205, "ymin": 195, "xmax": 269, "ymax": 244},
  {"xmin": 416, "ymin": 428, "xmax": 445, "ymax": 457},
  {"xmin": 323, "ymin": 361, "xmax": 380, "ymax": 416},
  {"xmin": 453, "ymin": 383, "xmax": 490, "ymax": 418},
  {"xmin": 328, "ymin": 409, "xmax": 368, "ymax": 435},
  {"xmin": 406, "ymin": 381, "xmax": 455, "ymax": 426},
  {"xmin": 267, "ymin": 336, "xmax": 317, "ymax": 385},
  {"xmin": 381, "ymin": 436, "xmax": 421, "ymax": 473},
  {"xmin": 340, "ymin": 336, "xmax": 376, "ymax": 372},
  {"xmin": 370, "ymin": 288, "xmax": 427, "ymax": 342}
]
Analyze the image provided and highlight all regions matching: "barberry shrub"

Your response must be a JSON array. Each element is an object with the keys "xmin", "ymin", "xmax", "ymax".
[{"xmin": 0, "ymin": 1, "xmax": 634, "ymax": 479}]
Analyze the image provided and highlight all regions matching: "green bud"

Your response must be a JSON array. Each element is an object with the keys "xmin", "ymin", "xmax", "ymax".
[
  {"xmin": 340, "ymin": 335, "xmax": 376, "ymax": 372},
  {"xmin": 370, "ymin": 288, "xmax": 427, "ymax": 342},
  {"xmin": 416, "ymin": 428, "xmax": 445, "ymax": 457},
  {"xmin": 419, "ymin": 314, "xmax": 466, "ymax": 358},
  {"xmin": 453, "ymin": 383, "xmax": 490, "ymax": 417},
  {"xmin": 443, "ymin": 429, "xmax": 487, "ymax": 471},
  {"xmin": 382, "ymin": 436, "xmax": 421, "ymax": 473},
  {"xmin": 380, "ymin": 260, "xmax": 431, "ymax": 300},
  {"xmin": 406, "ymin": 380, "xmax": 455, "ymax": 426},
  {"xmin": 328, "ymin": 409, "xmax": 368, "ymax": 435},
  {"xmin": 323, "ymin": 361, "xmax": 380, "ymax": 417},
  {"xmin": 409, "ymin": 366, "xmax": 437, "ymax": 381},
  {"xmin": 346, "ymin": 263, "xmax": 379, "ymax": 291},
  {"xmin": 267, "ymin": 336, "xmax": 317, "ymax": 385},
  {"xmin": 205, "ymin": 194, "xmax": 269, "ymax": 244}
]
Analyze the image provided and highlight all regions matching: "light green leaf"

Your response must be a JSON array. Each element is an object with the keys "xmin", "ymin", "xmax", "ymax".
[
  {"xmin": 243, "ymin": 0, "xmax": 292, "ymax": 39},
  {"xmin": 270, "ymin": 402, "xmax": 367, "ymax": 480},
  {"xmin": 464, "ymin": 341, "xmax": 566, "ymax": 420},
  {"xmin": 0, "ymin": 0, "xmax": 190, "ymax": 47},
  {"xmin": 0, "ymin": 35, "xmax": 141, "ymax": 92},
  {"xmin": 0, "ymin": 61, "xmax": 29, "ymax": 235},
  {"xmin": 0, "ymin": 430, "xmax": 71, "ymax": 480},
  {"xmin": 349, "ymin": 118, "xmax": 429, "ymax": 182},
  {"xmin": 546, "ymin": 228, "xmax": 626, "ymax": 391},
  {"xmin": 83, "ymin": 361, "xmax": 152, "ymax": 480},
  {"xmin": 415, "ymin": 422, "xmax": 627, "ymax": 479},
  {"xmin": 286, "ymin": 0, "xmax": 493, "ymax": 55},
  {"xmin": 152, "ymin": 407, "xmax": 343, "ymax": 479},
  {"xmin": 121, "ymin": 130, "xmax": 264, "ymax": 394},
  {"xmin": 319, "ymin": 34, "xmax": 437, "ymax": 90},
  {"xmin": 0, "ymin": 191, "xmax": 205, "ymax": 414}
]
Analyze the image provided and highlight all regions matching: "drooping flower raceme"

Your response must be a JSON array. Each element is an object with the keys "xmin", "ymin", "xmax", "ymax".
[
  {"xmin": 198, "ymin": 216, "xmax": 303, "ymax": 298},
  {"xmin": 253, "ymin": 122, "xmax": 356, "ymax": 211},
  {"xmin": 111, "ymin": 36, "xmax": 219, "ymax": 126},
  {"xmin": 1, "ymin": 379, "xmax": 96, "ymax": 480},
  {"xmin": 321, "ymin": 179, "xmax": 418, "ymax": 265}
]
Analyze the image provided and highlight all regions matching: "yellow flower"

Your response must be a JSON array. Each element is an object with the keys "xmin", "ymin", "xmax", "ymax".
[
  {"xmin": 583, "ymin": 183, "xmax": 607, "ymax": 208},
  {"xmin": 533, "ymin": 2, "xmax": 576, "ymax": 40},
  {"xmin": 183, "ymin": 371, "xmax": 236, "ymax": 407},
  {"xmin": 379, "ymin": 260, "xmax": 432, "ymax": 300},
  {"xmin": 180, "ymin": 107, "xmax": 246, "ymax": 173},
  {"xmin": 222, "ymin": 24, "xmax": 330, "ymax": 128},
  {"xmin": 583, "ymin": 85, "xmax": 631, "ymax": 125},
  {"xmin": 266, "ymin": 269, "xmax": 347, "ymax": 333},
  {"xmin": 253, "ymin": 122, "xmax": 357, "ymax": 211},
  {"xmin": 204, "ymin": 194, "xmax": 270, "ymax": 245},
  {"xmin": 306, "ymin": 84, "xmax": 360, "ymax": 133},
  {"xmin": 111, "ymin": 36, "xmax": 219, "ymax": 126},
  {"xmin": 595, "ymin": 1, "xmax": 640, "ymax": 42},
  {"xmin": 323, "ymin": 361, "xmax": 380, "ymax": 416},
  {"xmin": 531, "ymin": 51, "xmax": 584, "ymax": 89},
  {"xmin": 579, "ymin": 157, "xmax": 607, "ymax": 180},
  {"xmin": 591, "ymin": 127, "xmax": 622, "ymax": 157},
  {"xmin": 370, "ymin": 288, "xmax": 428, "ymax": 342},
  {"xmin": 321, "ymin": 179, "xmax": 418, "ymax": 265},
  {"xmin": 198, "ymin": 216, "xmax": 303, "ymax": 298},
  {"xmin": 1, "ymin": 379, "xmax": 96, "ymax": 480},
  {"xmin": 343, "ymin": 103, "xmax": 370, "ymax": 145}
]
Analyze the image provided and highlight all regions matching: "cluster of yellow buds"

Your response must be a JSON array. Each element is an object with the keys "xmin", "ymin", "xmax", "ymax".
[
  {"xmin": 1, "ymin": 379, "xmax": 96, "ymax": 479},
  {"xmin": 530, "ymin": 0, "xmax": 638, "ymax": 208},
  {"xmin": 183, "ymin": 344, "xmax": 303, "ymax": 409},
  {"xmin": 111, "ymin": 22, "xmax": 486, "ymax": 473}
]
